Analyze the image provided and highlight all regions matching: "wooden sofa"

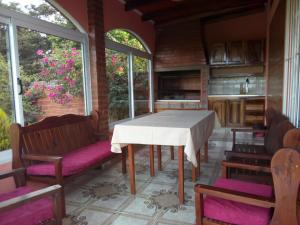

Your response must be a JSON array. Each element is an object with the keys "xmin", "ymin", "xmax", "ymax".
[
  {"xmin": 0, "ymin": 168, "xmax": 62, "ymax": 225},
  {"xmin": 9, "ymin": 111, "xmax": 127, "ymax": 214}
]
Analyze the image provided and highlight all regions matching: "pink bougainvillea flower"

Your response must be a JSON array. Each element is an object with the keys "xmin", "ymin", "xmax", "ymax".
[
  {"xmin": 68, "ymin": 79, "xmax": 76, "ymax": 87},
  {"xmin": 41, "ymin": 68, "xmax": 49, "ymax": 76},
  {"xmin": 36, "ymin": 49, "xmax": 44, "ymax": 56},
  {"xmin": 42, "ymin": 57, "xmax": 49, "ymax": 64},
  {"xmin": 48, "ymin": 92, "xmax": 57, "ymax": 98},
  {"xmin": 71, "ymin": 48, "xmax": 77, "ymax": 51},
  {"xmin": 112, "ymin": 55, "xmax": 117, "ymax": 65}
]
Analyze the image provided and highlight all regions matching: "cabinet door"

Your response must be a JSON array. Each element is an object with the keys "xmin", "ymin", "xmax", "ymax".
[
  {"xmin": 227, "ymin": 41, "xmax": 245, "ymax": 64},
  {"xmin": 245, "ymin": 40, "xmax": 264, "ymax": 64},
  {"xmin": 209, "ymin": 100, "xmax": 226, "ymax": 127},
  {"xmin": 210, "ymin": 43, "xmax": 226, "ymax": 65}
]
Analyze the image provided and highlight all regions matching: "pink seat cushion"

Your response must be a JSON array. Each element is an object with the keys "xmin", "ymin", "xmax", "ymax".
[
  {"xmin": 0, "ymin": 186, "xmax": 53, "ymax": 225},
  {"xmin": 27, "ymin": 140, "xmax": 113, "ymax": 176},
  {"xmin": 204, "ymin": 178, "xmax": 273, "ymax": 225}
]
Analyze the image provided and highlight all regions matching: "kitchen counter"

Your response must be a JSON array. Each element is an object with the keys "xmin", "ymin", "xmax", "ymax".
[{"xmin": 208, "ymin": 95, "xmax": 265, "ymax": 99}]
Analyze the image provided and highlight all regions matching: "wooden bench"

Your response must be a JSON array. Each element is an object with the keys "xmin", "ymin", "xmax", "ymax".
[{"xmin": 10, "ymin": 111, "xmax": 126, "ymax": 214}]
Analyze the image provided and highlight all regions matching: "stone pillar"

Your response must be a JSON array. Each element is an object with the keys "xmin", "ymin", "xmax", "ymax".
[{"xmin": 87, "ymin": 0, "xmax": 108, "ymax": 139}]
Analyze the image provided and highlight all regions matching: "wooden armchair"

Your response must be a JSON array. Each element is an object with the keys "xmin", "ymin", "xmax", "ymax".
[
  {"xmin": 0, "ymin": 168, "xmax": 63, "ymax": 225},
  {"xmin": 195, "ymin": 148, "xmax": 300, "ymax": 225},
  {"xmin": 224, "ymin": 127, "xmax": 300, "ymax": 183}
]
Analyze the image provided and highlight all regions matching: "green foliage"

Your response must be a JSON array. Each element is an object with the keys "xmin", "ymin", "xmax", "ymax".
[
  {"xmin": 0, "ymin": 108, "xmax": 10, "ymax": 151},
  {"xmin": 106, "ymin": 29, "xmax": 146, "ymax": 52}
]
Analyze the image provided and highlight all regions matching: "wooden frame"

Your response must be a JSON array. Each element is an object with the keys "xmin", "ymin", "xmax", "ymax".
[{"xmin": 0, "ymin": 168, "xmax": 63, "ymax": 225}]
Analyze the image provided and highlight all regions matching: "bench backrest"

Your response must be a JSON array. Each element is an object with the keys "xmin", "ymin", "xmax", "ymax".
[
  {"xmin": 10, "ymin": 111, "xmax": 100, "ymax": 169},
  {"xmin": 264, "ymin": 110, "xmax": 294, "ymax": 154}
]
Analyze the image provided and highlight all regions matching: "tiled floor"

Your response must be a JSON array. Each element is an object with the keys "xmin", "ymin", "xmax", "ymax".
[{"xmin": 61, "ymin": 128, "xmax": 264, "ymax": 225}]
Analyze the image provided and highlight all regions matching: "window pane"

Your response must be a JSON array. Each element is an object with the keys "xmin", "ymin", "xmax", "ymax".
[
  {"xmin": 0, "ymin": 0, "xmax": 76, "ymax": 29},
  {"xmin": 0, "ymin": 22, "xmax": 14, "ymax": 150},
  {"xmin": 106, "ymin": 29, "xmax": 146, "ymax": 52},
  {"xmin": 133, "ymin": 56, "xmax": 149, "ymax": 116},
  {"xmin": 106, "ymin": 48, "xmax": 130, "ymax": 123},
  {"xmin": 17, "ymin": 27, "xmax": 85, "ymax": 124}
]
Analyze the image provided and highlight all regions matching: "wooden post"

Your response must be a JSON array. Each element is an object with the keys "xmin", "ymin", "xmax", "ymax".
[
  {"xmin": 128, "ymin": 144, "xmax": 136, "ymax": 194},
  {"xmin": 204, "ymin": 141, "xmax": 208, "ymax": 162},
  {"xmin": 150, "ymin": 145, "xmax": 155, "ymax": 177},
  {"xmin": 178, "ymin": 146, "xmax": 185, "ymax": 204},
  {"xmin": 170, "ymin": 146, "xmax": 175, "ymax": 160},
  {"xmin": 157, "ymin": 145, "xmax": 162, "ymax": 171}
]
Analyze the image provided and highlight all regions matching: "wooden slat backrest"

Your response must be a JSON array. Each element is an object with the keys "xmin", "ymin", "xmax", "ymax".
[{"xmin": 10, "ymin": 112, "xmax": 99, "ymax": 168}]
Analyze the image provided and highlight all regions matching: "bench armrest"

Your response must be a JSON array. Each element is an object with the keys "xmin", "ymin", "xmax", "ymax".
[
  {"xmin": 0, "ymin": 168, "xmax": 25, "ymax": 180},
  {"xmin": 23, "ymin": 154, "xmax": 63, "ymax": 184},
  {"xmin": 194, "ymin": 184, "xmax": 275, "ymax": 208},
  {"xmin": 0, "ymin": 168, "xmax": 26, "ymax": 187},
  {"xmin": 0, "ymin": 185, "xmax": 63, "ymax": 224},
  {"xmin": 225, "ymin": 151, "xmax": 273, "ymax": 160},
  {"xmin": 222, "ymin": 160, "xmax": 271, "ymax": 173}
]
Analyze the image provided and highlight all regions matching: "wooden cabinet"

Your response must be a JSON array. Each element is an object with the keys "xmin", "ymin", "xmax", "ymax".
[
  {"xmin": 227, "ymin": 41, "xmax": 245, "ymax": 64},
  {"xmin": 208, "ymin": 100, "xmax": 226, "ymax": 127},
  {"xmin": 210, "ymin": 43, "xmax": 227, "ymax": 65},
  {"xmin": 244, "ymin": 99, "xmax": 265, "ymax": 126},
  {"xmin": 209, "ymin": 39, "xmax": 264, "ymax": 66},
  {"xmin": 245, "ymin": 40, "xmax": 264, "ymax": 64},
  {"xmin": 209, "ymin": 98, "xmax": 265, "ymax": 127}
]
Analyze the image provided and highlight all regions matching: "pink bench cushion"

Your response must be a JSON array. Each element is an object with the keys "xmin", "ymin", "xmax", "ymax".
[
  {"xmin": 204, "ymin": 178, "xmax": 273, "ymax": 225},
  {"xmin": 0, "ymin": 186, "xmax": 53, "ymax": 225},
  {"xmin": 27, "ymin": 140, "xmax": 113, "ymax": 176}
]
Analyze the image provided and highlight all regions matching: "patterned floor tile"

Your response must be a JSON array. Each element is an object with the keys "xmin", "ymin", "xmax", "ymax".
[{"xmin": 61, "ymin": 128, "xmax": 262, "ymax": 225}]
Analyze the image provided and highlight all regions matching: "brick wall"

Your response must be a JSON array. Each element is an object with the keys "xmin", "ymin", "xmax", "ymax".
[
  {"xmin": 87, "ymin": 0, "xmax": 109, "ymax": 138},
  {"xmin": 154, "ymin": 21, "xmax": 207, "ymax": 70},
  {"xmin": 35, "ymin": 96, "xmax": 85, "ymax": 121}
]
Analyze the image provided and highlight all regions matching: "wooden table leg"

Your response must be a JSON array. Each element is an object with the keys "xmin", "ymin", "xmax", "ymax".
[
  {"xmin": 170, "ymin": 146, "xmax": 175, "ymax": 160},
  {"xmin": 178, "ymin": 146, "xmax": 185, "ymax": 204},
  {"xmin": 157, "ymin": 145, "xmax": 162, "ymax": 171},
  {"xmin": 197, "ymin": 150, "xmax": 201, "ymax": 176},
  {"xmin": 192, "ymin": 165, "xmax": 197, "ymax": 182},
  {"xmin": 128, "ymin": 144, "xmax": 136, "ymax": 194},
  {"xmin": 204, "ymin": 141, "xmax": 208, "ymax": 163},
  {"xmin": 121, "ymin": 148, "xmax": 127, "ymax": 174},
  {"xmin": 192, "ymin": 149, "xmax": 200, "ymax": 182},
  {"xmin": 150, "ymin": 145, "xmax": 155, "ymax": 177}
]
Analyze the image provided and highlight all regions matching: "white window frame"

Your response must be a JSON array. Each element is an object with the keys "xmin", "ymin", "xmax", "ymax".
[
  {"xmin": 105, "ymin": 37, "xmax": 154, "ymax": 123},
  {"xmin": 0, "ymin": 6, "xmax": 92, "ymax": 125}
]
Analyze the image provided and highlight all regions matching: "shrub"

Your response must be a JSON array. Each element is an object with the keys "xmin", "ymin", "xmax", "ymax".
[{"xmin": 0, "ymin": 108, "xmax": 10, "ymax": 151}]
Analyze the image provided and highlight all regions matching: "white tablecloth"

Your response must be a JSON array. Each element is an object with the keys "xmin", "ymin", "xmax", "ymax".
[{"xmin": 111, "ymin": 110, "xmax": 219, "ymax": 167}]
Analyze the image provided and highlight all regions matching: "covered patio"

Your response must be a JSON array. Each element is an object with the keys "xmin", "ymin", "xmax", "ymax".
[{"xmin": 0, "ymin": 0, "xmax": 299, "ymax": 225}]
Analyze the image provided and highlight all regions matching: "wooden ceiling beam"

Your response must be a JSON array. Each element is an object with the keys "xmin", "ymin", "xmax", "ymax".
[
  {"xmin": 155, "ymin": 3, "xmax": 266, "ymax": 27},
  {"xmin": 142, "ymin": 0, "xmax": 266, "ymax": 21},
  {"xmin": 125, "ymin": 0, "xmax": 160, "ymax": 11}
]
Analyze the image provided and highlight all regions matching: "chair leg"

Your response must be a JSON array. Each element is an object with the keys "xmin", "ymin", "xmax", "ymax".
[
  {"xmin": 170, "ymin": 146, "xmax": 175, "ymax": 160},
  {"xmin": 195, "ymin": 191, "xmax": 204, "ymax": 225},
  {"xmin": 122, "ymin": 148, "xmax": 127, "ymax": 174},
  {"xmin": 54, "ymin": 189, "xmax": 63, "ymax": 225}
]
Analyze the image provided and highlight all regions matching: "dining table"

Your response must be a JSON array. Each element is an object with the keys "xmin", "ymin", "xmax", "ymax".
[{"xmin": 111, "ymin": 110, "xmax": 219, "ymax": 203}]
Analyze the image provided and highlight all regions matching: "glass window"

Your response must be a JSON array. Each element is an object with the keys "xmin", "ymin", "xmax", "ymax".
[
  {"xmin": 106, "ymin": 29, "xmax": 146, "ymax": 52},
  {"xmin": 17, "ymin": 27, "xmax": 85, "ymax": 124},
  {"xmin": 106, "ymin": 48, "xmax": 130, "ymax": 123},
  {"xmin": 0, "ymin": 0, "xmax": 76, "ymax": 29},
  {"xmin": 105, "ymin": 29, "xmax": 152, "ymax": 123},
  {"xmin": 133, "ymin": 56, "xmax": 149, "ymax": 116},
  {"xmin": 0, "ymin": 22, "xmax": 14, "ymax": 150}
]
